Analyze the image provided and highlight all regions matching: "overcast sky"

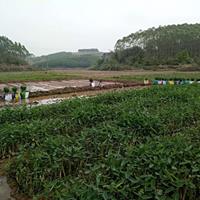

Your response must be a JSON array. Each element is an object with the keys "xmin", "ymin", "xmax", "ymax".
[{"xmin": 1, "ymin": 0, "xmax": 199, "ymax": 56}]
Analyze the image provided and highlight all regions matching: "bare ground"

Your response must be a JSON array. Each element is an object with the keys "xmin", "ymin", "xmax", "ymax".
[{"xmin": 0, "ymin": 78, "xmax": 147, "ymax": 107}]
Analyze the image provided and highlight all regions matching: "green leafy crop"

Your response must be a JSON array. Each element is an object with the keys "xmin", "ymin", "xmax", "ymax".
[{"xmin": 1, "ymin": 85, "xmax": 200, "ymax": 199}]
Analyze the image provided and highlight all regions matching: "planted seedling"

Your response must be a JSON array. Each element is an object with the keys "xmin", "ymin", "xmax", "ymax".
[
  {"xmin": 3, "ymin": 87, "xmax": 9, "ymax": 94},
  {"xmin": 12, "ymin": 87, "xmax": 17, "ymax": 94},
  {"xmin": 20, "ymin": 85, "xmax": 27, "ymax": 99}
]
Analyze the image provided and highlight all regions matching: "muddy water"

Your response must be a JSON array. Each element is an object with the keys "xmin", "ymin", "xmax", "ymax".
[
  {"xmin": 0, "ymin": 176, "xmax": 14, "ymax": 200},
  {"xmin": 35, "ymin": 97, "xmax": 64, "ymax": 106}
]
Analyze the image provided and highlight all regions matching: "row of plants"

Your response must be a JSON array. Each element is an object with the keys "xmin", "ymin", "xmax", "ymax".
[
  {"xmin": 29, "ymin": 126, "xmax": 200, "ymax": 200},
  {"xmin": 0, "ymin": 85, "xmax": 200, "ymax": 199},
  {"xmin": 0, "ymin": 84, "xmax": 197, "ymax": 124},
  {"xmin": 8, "ymin": 120, "xmax": 200, "ymax": 199},
  {"xmin": 2, "ymin": 85, "xmax": 28, "ymax": 100},
  {"xmin": 1, "ymin": 85, "xmax": 200, "ymax": 159}
]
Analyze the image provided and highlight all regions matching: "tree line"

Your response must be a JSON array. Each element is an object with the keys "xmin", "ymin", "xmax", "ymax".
[
  {"xmin": 31, "ymin": 51, "xmax": 103, "ymax": 68},
  {"xmin": 0, "ymin": 36, "xmax": 30, "ymax": 65},
  {"xmin": 96, "ymin": 23, "xmax": 200, "ymax": 70}
]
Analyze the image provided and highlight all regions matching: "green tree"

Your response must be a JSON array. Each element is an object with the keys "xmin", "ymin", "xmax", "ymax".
[
  {"xmin": 97, "ymin": 23, "xmax": 200, "ymax": 70},
  {"xmin": 0, "ymin": 36, "xmax": 30, "ymax": 65},
  {"xmin": 176, "ymin": 50, "xmax": 192, "ymax": 64}
]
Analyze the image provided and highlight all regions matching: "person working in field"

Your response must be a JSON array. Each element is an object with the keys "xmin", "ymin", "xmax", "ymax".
[
  {"xmin": 144, "ymin": 78, "xmax": 150, "ymax": 85},
  {"xmin": 162, "ymin": 79, "xmax": 167, "ymax": 85},
  {"xmin": 89, "ymin": 79, "xmax": 96, "ymax": 88},
  {"xmin": 168, "ymin": 79, "xmax": 174, "ymax": 85},
  {"xmin": 98, "ymin": 80, "xmax": 102, "ymax": 87},
  {"xmin": 91, "ymin": 81, "xmax": 95, "ymax": 88},
  {"xmin": 89, "ymin": 79, "xmax": 93, "ymax": 87}
]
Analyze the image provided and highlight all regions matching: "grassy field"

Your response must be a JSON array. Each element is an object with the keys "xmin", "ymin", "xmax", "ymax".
[
  {"xmin": 0, "ymin": 69, "xmax": 200, "ymax": 83},
  {"xmin": 0, "ymin": 71, "xmax": 82, "ymax": 83},
  {"xmin": 110, "ymin": 72, "xmax": 200, "ymax": 81},
  {"xmin": 1, "ymin": 85, "xmax": 200, "ymax": 199}
]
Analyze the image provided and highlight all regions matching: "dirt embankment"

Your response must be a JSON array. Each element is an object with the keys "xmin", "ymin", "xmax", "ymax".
[
  {"xmin": 0, "ymin": 84, "xmax": 147, "ymax": 108},
  {"xmin": 0, "ymin": 80, "xmax": 147, "ymax": 107},
  {"xmin": 29, "ymin": 80, "xmax": 144, "ymax": 98}
]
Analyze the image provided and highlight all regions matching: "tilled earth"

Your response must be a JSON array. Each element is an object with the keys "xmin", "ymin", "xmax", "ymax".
[
  {"xmin": 0, "ymin": 80, "xmax": 115, "ymax": 93},
  {"xmin": 0, "ymin": 79, "xmax": 147, "ymax": 107}
]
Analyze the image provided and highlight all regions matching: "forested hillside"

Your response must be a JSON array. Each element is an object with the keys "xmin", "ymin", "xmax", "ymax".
[
  {"xmin": 0, "ymin": 36, "xmax": 30, "ymax": 65},
  {"xmin": 96, "ymin": 23, "xmax": 200, "ymax": 70},
  {"xmin": 31, "ymin": 51, "xmax": 103, "ymax": 68}
]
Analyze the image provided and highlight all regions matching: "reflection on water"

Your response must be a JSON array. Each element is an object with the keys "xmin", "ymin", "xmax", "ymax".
[
  {"xmin": 34, "ymin": 98, "xmax": 64, "ymax": 106},
  {"xmin": 0, "ymin": 176, "xmax": 14, "ymax": 200},
  {"xmin": 3, "ymin": 99, "xmax": 30, "ymax": 107},
  {"xmin": 6, "ymin": 96, "xmax": 87, "ymax": 106},
  {"xmin": 1, "ymin": 94, "xmax": 89, "ymax": 108}
]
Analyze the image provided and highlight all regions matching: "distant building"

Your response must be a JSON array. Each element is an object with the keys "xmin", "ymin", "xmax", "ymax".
[{"xmin": 78, "ymin": 49, "xmax": 99, "ymax": 54}]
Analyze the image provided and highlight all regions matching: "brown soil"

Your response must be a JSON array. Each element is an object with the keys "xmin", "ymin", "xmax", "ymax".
[
  {"xmin": 0, "ymin": 80, "xmax": 121, "ymax": 93},
  {"xmin": 0, "ymin": 160, "xmax": 7, "ymax": 177},
  {"xmin": 30, "ymin": 85, "xmax": 147, "ymax": 105},
  {"xmin": 29, "ymin": 81, "xmax": 140, "ymax": 98},
  {"xmin": 8, "ymin": 180, "xmax": 32, "ymax": 200}
]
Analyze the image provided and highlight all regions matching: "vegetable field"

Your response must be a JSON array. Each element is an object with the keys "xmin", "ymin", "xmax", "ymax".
[{"xmin": 1, "ymin": 85, "xmax": 200, "ymax": 199}]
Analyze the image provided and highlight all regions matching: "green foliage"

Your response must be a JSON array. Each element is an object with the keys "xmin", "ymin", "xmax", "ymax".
[
  {"xmin": 115, "ymin": 46, "xmax": 144, "ymax": 65},
  {"xmin": 20, "ymin": 86, "xmax": 27, "ymax": 92},
  {"xmin": 96, "ymin": 23, "xmax": 200, "ymax": 70},
  {"xmin": 176, "ymin": 50, "xmax": 192, "ymax": 64},
  {"xmin": 11, "ymin": 87, "xmax": 17, "ymax": 94},
  {"xmin": 31, "ymin": 51, "xmax": 103, "ymax": 68},
  {"xmin": 0, "ymin": 71, "xmax": 82, "ymax": 83},
  {"xmin": 1, "ymin": 85, "xmax": 200, "ymax": 199},
  {"xmin": 0, "ymin": 64, "xmax": 34, "ymax": 72},
  {"xmin": 3, "ymin": 87, "xmax": 9, "ymax": 93},
  {"xmin": 0, "ymin": 36, "xmax": 30, "ymax": 65}
]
